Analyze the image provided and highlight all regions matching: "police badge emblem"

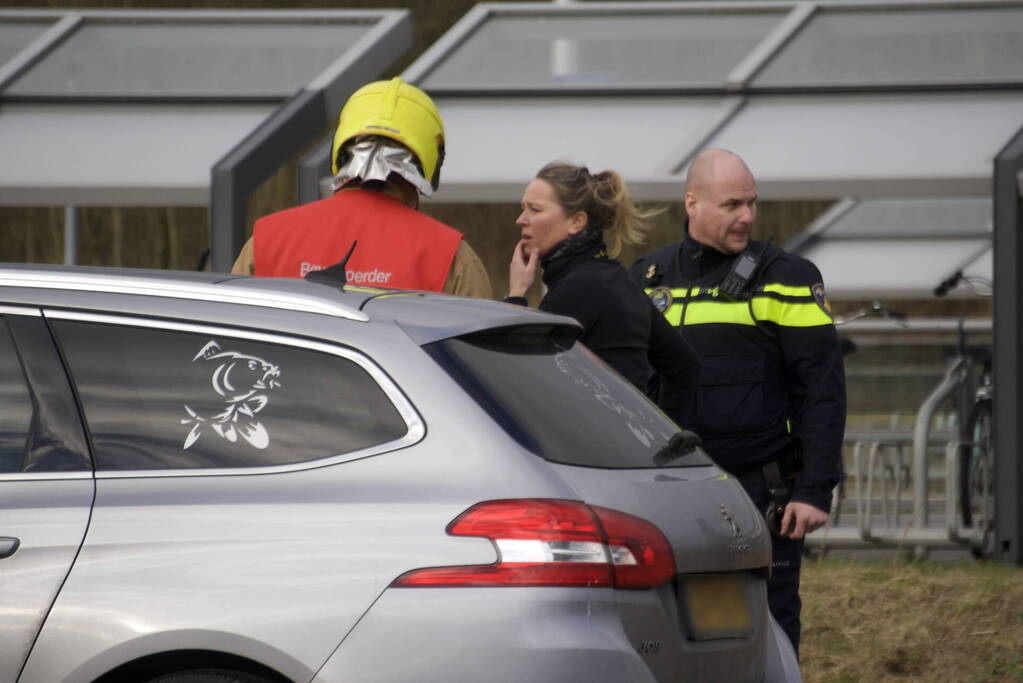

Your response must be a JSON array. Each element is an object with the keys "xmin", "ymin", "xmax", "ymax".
[
  {"xmin": 649, "ymin": 286, "xmax": 673, "ymax": 313},
  {"xmin": 811, "ymin": 282, "xmax": 832, "ymax": 316}
]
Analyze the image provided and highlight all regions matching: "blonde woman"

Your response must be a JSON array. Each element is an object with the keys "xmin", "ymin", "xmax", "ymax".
[{"xmin": 506, "ymin": 161, "xmax": 699, "ymax": 425}]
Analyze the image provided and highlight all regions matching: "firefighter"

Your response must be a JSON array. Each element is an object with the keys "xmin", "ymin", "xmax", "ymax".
[
  {"xmin": 231, "ymin": 77, "xmax": 491, "ymax": 299},
  {"xmin": 630, "ymin": 148, "xmax": 846, "ymax": 656}
]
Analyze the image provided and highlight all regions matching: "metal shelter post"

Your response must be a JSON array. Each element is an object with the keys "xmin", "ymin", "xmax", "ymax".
[
  {"xmin": 210, "ymin": 89, "xmax": 325, "ymax": 273},
  {"xmin": 994, "ymin": 123, "xmax": 1023, "ymax": 564},
  {"xmin": 63, "ymin": 205, "xmax": 77, "ymax": 266},
  {"xmin": 298, "ymin": 138, "xmax": 332, "ymax": 206}
]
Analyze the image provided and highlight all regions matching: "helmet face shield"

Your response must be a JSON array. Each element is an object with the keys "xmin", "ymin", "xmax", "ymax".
[
  {"xmin": 331, "ymin": 77, "xmax": 445, "ymax": 195},
  {"xmin": 332, "ymin": 136, "xmax": 434, "ymax": 197}
]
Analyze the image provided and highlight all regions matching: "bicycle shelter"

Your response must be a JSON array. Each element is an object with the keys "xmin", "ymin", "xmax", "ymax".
[
  {"xmin": 4, "ymin": 2, "xmax": 1022, "ymax": 562},
  {"xmin": 0, "ymin": 8, "xmax": 412, "ymax": 271},
  {"xmin": 294, "ymin": 0, "xmax": 1023, "ymax": 561}
]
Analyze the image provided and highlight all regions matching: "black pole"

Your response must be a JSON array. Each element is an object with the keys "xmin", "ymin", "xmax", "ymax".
[
  {"xmin": 209, "ymin": 89, "xmax": 325, "ymax": 273},
  {"xmin": 993, "ymin": 123, "xmax": 1023, "ymax": 564}
]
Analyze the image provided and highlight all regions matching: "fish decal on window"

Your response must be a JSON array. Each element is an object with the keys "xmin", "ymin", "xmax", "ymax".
[{"xmin": 181, "ymin": 341, "xmax": 282, "ymax": 450}]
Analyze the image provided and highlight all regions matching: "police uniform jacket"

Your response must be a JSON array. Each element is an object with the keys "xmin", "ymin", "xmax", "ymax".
[{"xmin": 630, "ymin": 234, "xmax": 845, "ymax": 512}]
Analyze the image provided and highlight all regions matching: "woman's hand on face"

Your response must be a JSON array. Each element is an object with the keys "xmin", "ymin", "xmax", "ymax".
[{"xmin": 508, "ymin": 238, "xmax": 539, "ymax": 298}]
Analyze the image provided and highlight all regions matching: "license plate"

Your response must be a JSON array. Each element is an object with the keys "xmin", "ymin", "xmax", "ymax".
[{"xmin": 679, "ymin": 573, "xmax": 753, "ymax": 640}]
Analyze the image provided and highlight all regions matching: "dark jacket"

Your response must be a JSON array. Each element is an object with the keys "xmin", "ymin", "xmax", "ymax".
[
  {"xmin": 630, "ymin": 234, "xmax": 846, "ymax": 512},
  {"xmin": 507, "ymin": 234, "xmax": 699, "ymax": 426}
]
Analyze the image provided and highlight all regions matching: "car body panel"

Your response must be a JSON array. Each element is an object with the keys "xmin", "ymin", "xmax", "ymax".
[
  {"xmin": 0, "ymin": 478, "xmax": 94, "ymax": 683},
  {"xmin": 548, "ymin": 462, "xmax": 771, "ymax": 573},
  {"xmin": 0, "ymin": 265, "xmax": 800, "ymax": 683},
  {"xmin": 17, "ymin": 435, "xmax": 587, "ymax": 681},
  {"xmin": 361, "ymin": 290, "xmax": 582, "ymax": 345},
  {"xmin": 314, "ymin": 587, "xmax": 657, "ymax": 683}
]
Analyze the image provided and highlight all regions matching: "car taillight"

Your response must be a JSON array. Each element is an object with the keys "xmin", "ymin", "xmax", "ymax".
[{"xmin": 392, "ymin": 499, "xmax": 675, "ymax": 589}]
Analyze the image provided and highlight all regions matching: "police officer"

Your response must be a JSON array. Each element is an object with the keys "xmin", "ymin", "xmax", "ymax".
[
  {"xmin": 232, "ymin": 78, "xmax": 491, "ymax": 299},
  {"xmin": 630, "ymin": 148, "xmax": 845, "ymax": 656}
]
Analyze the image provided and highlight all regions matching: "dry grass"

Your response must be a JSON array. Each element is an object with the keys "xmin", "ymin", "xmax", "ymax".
[{"xmin": 801, "ymin": 557, "xmax": 1023, "ymax": 682}]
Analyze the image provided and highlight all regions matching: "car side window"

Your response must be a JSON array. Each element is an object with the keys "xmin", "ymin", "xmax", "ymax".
[
  {"xmin": 51, "ymin": 319, "xmax": 410, "ymax": 471},
  {"xmin": 0, "ymin": 318, "xmax": 33, "ymax": 473}
]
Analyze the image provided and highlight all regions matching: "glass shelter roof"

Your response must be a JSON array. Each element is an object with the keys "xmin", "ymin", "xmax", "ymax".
[
  {"xmin": 404, "ymin": 0, "xmax": 1023, "ymax": 203},
  {"xmin": 0, "ymin": 20, "xmax": 50, "ymax": 65},
  {"xmin": 0, "ymin": 9, "xmax": 408, "ymax": 206},
  {"xmin": 420, "ymin": 10, "xmax": 787, "ymax": 91},
  {"xmin": 700, "ymin": 92, "xmax": 1023, "ymax": 198},
  {"xmin": 401, "ymin": 1, "xmax": 1021, "ymax": 297},
  {"xmin": 5, "ymin": 20, "xmax": 369, "ymax": 99},
  {"xmin": 752, "ymin": 5, "xmax": 1023, "ymax": 89},
  {"xmin": 796, "ymin": 198, "xmax": 993, "ymax": 299}
]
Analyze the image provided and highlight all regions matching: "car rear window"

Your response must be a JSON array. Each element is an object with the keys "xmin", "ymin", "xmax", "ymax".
[
  {"xmin": 425, "ymin": 326, "xmax": 712, "ymax": 469},
  {"xmin": 52, "ymin": 319, "xmax": 410, "ymax": 471},
  {"xmin": 0, "ymin": 318, "xmax": 33, "ymax": 473}
]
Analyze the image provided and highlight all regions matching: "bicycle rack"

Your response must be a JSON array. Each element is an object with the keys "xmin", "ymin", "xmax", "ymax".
[
  {"xmin": 945, "ymin": 439, "xmax": 971, "ymax": 546},
  {"xmin": 809, "ymin": 357, "xmax": 973, "ymax": 552}
]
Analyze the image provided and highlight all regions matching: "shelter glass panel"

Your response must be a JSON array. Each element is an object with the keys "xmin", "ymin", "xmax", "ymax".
[
  {"xmin": 0, "ymin": 102, "xmax": 274, "ymax": 206},
  {"xmin": 0, "ymin": 21, "xmax": 50, "ymax": 66},
  {"xmin": 421, "ymin": 12, "xmax": 784, "ymax": 90},
  {"xmin": 826, "ymin": 198, "xmax": 992, "ymax": 239},
  {"xmin": 754, "ymin": 6, "xmax": 1023, "ymax": 87},
  {"xmin": 433, "ymin": 95, "xmax": 724, "ymax": 200},
  {"xmin": 6, "ymin": 20, "xmax": 368, "ymax": 97},
  {"xmin": 700, "ymin": 93, "xmax": 1023, "ymax": 196},
  {"xmin": 802, "ymin": 238, "xmax": 990, "ymax": 299}
]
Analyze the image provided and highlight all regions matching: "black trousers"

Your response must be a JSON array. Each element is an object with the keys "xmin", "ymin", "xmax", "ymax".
[{"xmin": 737, "ymin": 467, "xmax": 804, "ymax": 658}]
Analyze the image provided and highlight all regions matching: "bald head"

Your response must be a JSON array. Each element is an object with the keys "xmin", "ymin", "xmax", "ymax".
[
  {"xmin": 685, "ymin": 149, "xmax": 752, "ymax": 196},
  {"xmin": 683, "ymin": 149, "xmax": 757, "ymax": 255}
]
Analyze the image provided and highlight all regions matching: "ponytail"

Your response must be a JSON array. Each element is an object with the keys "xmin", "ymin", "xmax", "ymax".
[{"xmin": 535, "ymin": 161, "xmax": 663, "ymax": 258}]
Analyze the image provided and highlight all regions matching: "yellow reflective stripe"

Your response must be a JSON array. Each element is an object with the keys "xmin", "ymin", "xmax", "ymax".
[
  {"xmin": 751, "ymin": 296, "xmax": 832, "ymax": 327},
  {"xmin": 663, "ymin": 302, "xmax": 683, "ymax": 326},
  {"xmin": 683, "ymin": 301, "xmax": 755, "ymax": 326},
  {"xmin": 762, "ymin": 283, "xmax": 812, "ymax": 297}
]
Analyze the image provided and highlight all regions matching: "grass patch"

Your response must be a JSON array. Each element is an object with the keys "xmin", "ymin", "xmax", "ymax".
[{"xmin": 801, "ymin": 557, "xmax": 1023, "ymax": 682}]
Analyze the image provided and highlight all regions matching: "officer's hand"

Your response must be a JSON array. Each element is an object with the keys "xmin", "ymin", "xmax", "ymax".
[
  {"xmin": 508, "ymin": 239, "xmax": 539, "ymax": 298},
  {"xmin": 779, "ymin": 501, "xmax": 828, "ymax": 540}
]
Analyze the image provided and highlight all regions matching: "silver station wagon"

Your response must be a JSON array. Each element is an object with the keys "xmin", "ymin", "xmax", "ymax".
[{"xmin": 0, "ymin": 264, "xmax": 799, "ymax": 683}]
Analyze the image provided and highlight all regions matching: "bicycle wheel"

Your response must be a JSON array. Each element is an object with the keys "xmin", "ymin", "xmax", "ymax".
[{"xmin": 960, "ymin": 399, "xmax": 995, "ymax": 558}]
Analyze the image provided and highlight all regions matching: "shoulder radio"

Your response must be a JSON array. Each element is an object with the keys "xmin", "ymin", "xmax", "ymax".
[{"xmin": 718, "ymin": 249, "xmax": 761, "ymax": 301}]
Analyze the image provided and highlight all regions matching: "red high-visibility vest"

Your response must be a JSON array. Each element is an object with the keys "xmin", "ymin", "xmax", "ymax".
[{"xmin": 253, "ymin": 189, "xmax": 462, "ymax": 291}]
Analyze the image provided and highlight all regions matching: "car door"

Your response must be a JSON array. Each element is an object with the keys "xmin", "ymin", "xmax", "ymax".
[
  {"xmin": 18, "ymin": 313, "xmax": 430, "ymax": 683},
  {"xmin": 0, "ymin": 307, "xmax": 94, "ymax": 683}
]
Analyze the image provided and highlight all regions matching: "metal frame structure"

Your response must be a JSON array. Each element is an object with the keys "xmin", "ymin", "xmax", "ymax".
[
  {"xmin": 784, "ymin": 196, "xmax": 993, "ymax": 300},
  {"xmin": 994, "ymin": 125, "xmax": 1023, "ymax": 563},
  {"xmin": 0, "ymin": 8, "xmax": 411, "ymax": 272},
  {"xmin": 357, "ymin": 0, "xmax": 1023, "ymax": 203},
  {"xmin": 380, "ymin": 0, "xmax": 1023, "ymax": 562}
]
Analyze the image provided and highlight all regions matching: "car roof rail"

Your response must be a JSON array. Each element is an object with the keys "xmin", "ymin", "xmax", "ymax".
[{"xmin": 0, "ymin": 267, "xmax": 370, "ymax": 322}]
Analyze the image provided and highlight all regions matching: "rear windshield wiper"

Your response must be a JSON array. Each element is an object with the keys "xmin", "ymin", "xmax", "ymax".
[{"xmin": 653, "ymin": 430, "xmax": 703, "ymax": 467}]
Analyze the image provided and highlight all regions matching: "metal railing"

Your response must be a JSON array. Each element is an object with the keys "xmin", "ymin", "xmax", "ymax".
[{"xmin": 806, "ymin": 318, "xmax": 992, "ymax": 556}]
